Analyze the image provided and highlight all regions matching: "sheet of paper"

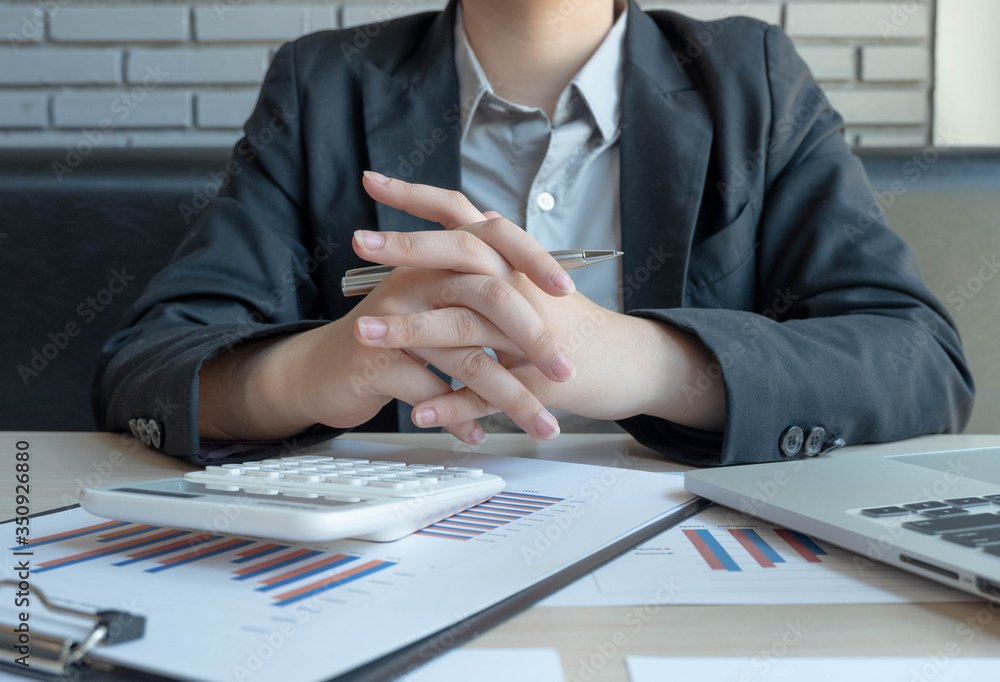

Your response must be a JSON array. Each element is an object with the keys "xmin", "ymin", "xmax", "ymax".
[
  {"xmin": 626, "ymin": 656, "xmax": 1000, "ymax": 682},
  {"xmin": 1, "ymin": 440, "xmax": 690, "ymax": 682},
  {"xmin": 410, "ymin": 648, "xmax": 563, "ymax": 682},
  {"xmin": 543, "ymin": 503, "xmax": 970, "ymax": 606}
]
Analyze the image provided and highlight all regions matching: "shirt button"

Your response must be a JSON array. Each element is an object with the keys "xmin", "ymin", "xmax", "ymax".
[{"xmin": 536, "ymin": 192, "xmax": 555, "ymax": 211}]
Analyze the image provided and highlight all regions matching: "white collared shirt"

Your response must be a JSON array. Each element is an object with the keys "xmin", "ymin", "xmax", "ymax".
[
  {"xmin": 454, "ymin": 3, "xmax": 626, "ymax": 314},
  {"xmin": 453, "ymin": 4, "xmax": 628, "ymax": 433}
]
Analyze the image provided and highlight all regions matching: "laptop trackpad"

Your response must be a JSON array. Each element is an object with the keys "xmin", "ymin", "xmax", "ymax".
[{"xmin": 891, "ymin": 449, "xmax": 1000, "ymax": 485}]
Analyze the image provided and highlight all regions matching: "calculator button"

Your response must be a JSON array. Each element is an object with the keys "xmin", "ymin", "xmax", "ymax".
[
  {"xmin": 246, "ymin": 470, "xmax": 281, "ymax": 479},
  {"xmin": 245, "ymin": 486, "xmax": 279, "ymax": 495},
  {"xmin": 316, "ymin": 465, "xmax": 340, "ymax": 472},
  {"xmin": 860, "ymin": 506, "xmax": 910, "ymax": 518},
  {"xmin": 327, "ymin": 475, "xmax": 368, "ymax": 486},
  {"xmin": 394, "ymin": 476, "xmax": 423, "ymax": 488},
  {"xmin": 282, "ymin": 490, "xmax": 320, "ymax": 499},
  {"xmin": 371, "ymin": 461, "xmax": 408, "ymax": 469},
  {"xmin": 369, "ymin": 480, "xmax": 406, "ymax": 489},
  {"xmin": 922, "ymin": 508, "xmax": 968, "ymax": 518},
  {"xmin": 904, "ymin": 501, "xmax": 950, "ymax": 511},
  {"xmin": 413, "ymin": 473, "xmax": 440, "ymax": 482},
  {"xmin": 206, "ymin": 466, "xmax": 239, "ymax": 476},
  {"xmin": 221, "ymin": 463, "xmax": 246, "ymax": 470},
  {"xmin": 261, "ymin": 459, "xmax": 285, "ymax": 465},
  {"xmin": 285, "ymin": 474, "xmax": 322, "ymax": 482},
  {"xmin": 945, "ymin": 497, "xmax": 992, "ymax": 508},
  {"xmin": 334, "ymin": 458, "xmax": 369, "ymax": 464},
  {"xmin": 903, "ymin": 513, "xmax": 1000, "ymax": 534},
  {"xmin": 985, "ymin": 495, "xmax": 1000, "ymax": 504},
  {"xmin": 446, "ymin": 467, "xmax": 483, "ymax": 478},
  {"xmin": 205, "ymin": 483, "xmax": 241, "ymax": 492}
]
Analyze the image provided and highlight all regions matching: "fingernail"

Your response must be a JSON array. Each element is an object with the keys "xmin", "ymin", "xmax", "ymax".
[
  {"xmin": 534, "ymin": 410, "xmax": 560, "ymax": 440},
  {"xmin": 414, "ymin": 407, "xmax": 437, "ymax": 428},
  {"xmin": 552, "ymin": 269, "xmax": 575, "ymax": 293},
  {"xmin": 354, "ymin": 229, "xmax": 384, "ymax": 250},
  {"xmin": 363, "ymin": 170, "xmax": 390, "ymax": 185},
  {"xmin": 357, "ymin": 317, "xmax": 388, "ymax": 340},
  {"xmin": 551, "ymin": 352, "xmax": 575, "ymax": 380},
  {"xmin": 469, "ymin": 424, "xmax": 485, "ymax": 445}
]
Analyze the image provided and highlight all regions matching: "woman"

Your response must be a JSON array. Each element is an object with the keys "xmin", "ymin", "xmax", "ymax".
[{"xmin": 95, "ymin": 0, "xmax": 973, "ymax": 465}]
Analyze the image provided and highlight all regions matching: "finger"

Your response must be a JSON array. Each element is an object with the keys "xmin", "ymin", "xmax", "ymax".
[
  {"xmin": 482, "ymin": 210, "xmax": 502, "ymax": 219},
  {"xmin": 362, "ymin": 171, "xmax": 485, "ymax": 229},
  {"xmin": 353, "ymin": 228, "xmax": 510, "ymax": 278},
  {"xmin": 387, "ymin": 272, "xmax": 574, "ymax": 382},
  {"xmin": 361, "ymin": 174, "xmax": 574, "ymax": 296},
  {"xmin": 414, "ymin": 385, "xmax": 511, "ymax": 429},
  {"xmin": 355, "ymin": 308, "xmax": 519, "ymax": 355},
  {"xmin": 363, "ymin": 349, "xmax": 484, "ymax": 445},
  {"xmin": 415, "ymin": 346, "xmax": 560, "ymax": 441},
  {"xmin": 459, "ymin": 216, "xmax": 576, "ymax": 295}
]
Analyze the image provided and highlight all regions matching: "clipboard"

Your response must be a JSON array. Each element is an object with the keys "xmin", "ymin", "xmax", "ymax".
[
  {"xmin": 0, "ymin": 580, "xmax": 147, "ymax": 680},
  {"xmin": 1, "ymin": 497, "xmax": 709, "ymax": 681}
]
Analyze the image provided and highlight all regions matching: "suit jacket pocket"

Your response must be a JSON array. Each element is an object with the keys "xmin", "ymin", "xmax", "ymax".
[{"xmin": 686, "ymin": 200, "xmax": 758, "ymax": 310}]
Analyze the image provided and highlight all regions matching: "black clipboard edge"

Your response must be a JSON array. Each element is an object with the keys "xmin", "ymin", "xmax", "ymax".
[{"xmin": 334, "ymin": 496, "xmax": 712, "ymax": 682}]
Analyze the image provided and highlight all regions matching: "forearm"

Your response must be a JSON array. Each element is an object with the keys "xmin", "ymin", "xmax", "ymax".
[
  {"xmin": 197, "ymin": 334, "xmax": 313, "ymax": 441},
  {"xmin": 630, "ymin": 317, "xmax": 726, "ymax": 432}
]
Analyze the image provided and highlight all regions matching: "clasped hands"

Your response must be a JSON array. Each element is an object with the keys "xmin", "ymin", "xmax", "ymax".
[{"xmin": 278, "ymin": 172, "xmax": 723, "ymax": 446}]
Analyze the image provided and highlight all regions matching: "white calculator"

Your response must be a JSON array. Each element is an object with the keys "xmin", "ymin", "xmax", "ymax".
[{"xmin": 80, "ymin": 455, "xmax": 505, "ymax": 542}]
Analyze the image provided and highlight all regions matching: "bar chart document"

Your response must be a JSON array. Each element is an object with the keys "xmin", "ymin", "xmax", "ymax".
[
  {"xmin": 1, "ymin": 440, "xmax": 696, "ymax": 682},
  {"xmin": 542, "ymin": 504, "xmax": 970, "ymax": 606}
]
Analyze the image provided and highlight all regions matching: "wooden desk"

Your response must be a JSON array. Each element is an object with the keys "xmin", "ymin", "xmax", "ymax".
[{"xmin": 4, "ymin": 431, "xmax": 1000, "ymax": 680}]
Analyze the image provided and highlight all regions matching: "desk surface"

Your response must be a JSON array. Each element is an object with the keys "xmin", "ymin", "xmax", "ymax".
[{"xmin": 4, "ymin": 431, "xmax": 1000, "ymax": 680}]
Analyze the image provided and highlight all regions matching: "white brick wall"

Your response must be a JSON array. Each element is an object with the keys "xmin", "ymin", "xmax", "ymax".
[
  {"xmin": 51, "ymin": 8, "xmax": 191, "ymax": 43},
  {"xmin": 786, "ymin": 2, "xmax": 930, "ymax": 38},
  {"xmin": 0, "ymin": 0, "xmax": 935, "ymax": 148},
  {"xmin": 862, "ymin": 45, "xmax": 930, "ymax": 81},
  {"xmin": 795, "ymin": 45, "xmax": 856, "ymax": 81},
  {"xmin": 53, "ymin": 92, "xmax": 193, "ymax": 129},
  {"xmin": 0, "ymin": 93, "xmax": 45, "ymax": 128}
]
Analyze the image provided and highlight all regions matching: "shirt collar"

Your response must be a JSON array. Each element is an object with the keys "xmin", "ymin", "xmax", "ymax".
[{"xmin": 454, "ymin": 2, "xmax": 627, "ymax": 144}]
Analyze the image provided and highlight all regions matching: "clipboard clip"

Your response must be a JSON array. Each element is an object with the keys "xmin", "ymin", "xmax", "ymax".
[{"xmin": 0, "ymin": 579, "xmax": 145, "ymax": 678}]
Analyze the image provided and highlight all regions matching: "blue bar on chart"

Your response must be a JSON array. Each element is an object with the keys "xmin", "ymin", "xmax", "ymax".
[
  {"xmin": 683, "ymin": 529, "xmax": 741, "ymax": 572},
  {"xmin": 415, "ymin": 491, "xmax": 564, "ymax": 540}
]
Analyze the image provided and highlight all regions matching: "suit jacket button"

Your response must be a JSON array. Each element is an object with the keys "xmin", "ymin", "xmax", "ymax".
[
  {"xmin": 148, "ymin": 420, "xmax": 163, "ymax": 449},
  {"xmin": 780, "ymin": 426, "xmax": 804, "ymax": 457},
  {"xmin": 128, "ymin": 418, "xmax": 141, "ymax": 440},
  {"xmin": 135, "ymin": 418, "xmax": 152, "ymax": 447},
  {"xmin": 804, "ymin": 427, "xmax": 826, "ymax": 457}
]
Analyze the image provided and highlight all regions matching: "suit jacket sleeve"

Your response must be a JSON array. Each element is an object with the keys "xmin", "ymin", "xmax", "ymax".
[
  {"xmin": 92, "ymin": 42, "xmax": 344, "ymax": 462},
  {"xmin": 618, "ymin": 25, "xmax": 974, "ymax": 465}
]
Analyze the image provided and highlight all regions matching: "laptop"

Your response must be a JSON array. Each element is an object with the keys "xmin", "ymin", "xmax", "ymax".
[{"xmin": 684, "ymin": 434, "xmax": 1000, "ymax": 603}]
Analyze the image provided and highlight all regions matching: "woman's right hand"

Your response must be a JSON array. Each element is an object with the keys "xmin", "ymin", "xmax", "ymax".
[{"xmin": 199, "ymin": 176, "xmax": 578, "ymax": 445}]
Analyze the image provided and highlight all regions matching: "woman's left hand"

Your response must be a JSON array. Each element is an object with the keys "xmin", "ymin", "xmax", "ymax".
[{"xmin": 358, "ymin": 175, "xmax": 727, "ymax": 434}]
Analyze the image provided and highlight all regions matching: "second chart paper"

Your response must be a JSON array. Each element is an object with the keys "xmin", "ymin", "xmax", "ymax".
[{"xmin": 542, "ymin": 502, "xmax": 971, "ymax": 606}]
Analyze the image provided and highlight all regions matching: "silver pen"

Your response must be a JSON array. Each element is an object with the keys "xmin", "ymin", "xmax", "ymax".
[{"xmin": 341, "ymin": 249, "xmax": 624, "ymax": 296}]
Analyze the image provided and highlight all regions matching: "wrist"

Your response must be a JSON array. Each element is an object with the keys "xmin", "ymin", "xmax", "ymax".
[{"xmin": 627, "ymin": 316, "xmax": 726, "ymax": 432}]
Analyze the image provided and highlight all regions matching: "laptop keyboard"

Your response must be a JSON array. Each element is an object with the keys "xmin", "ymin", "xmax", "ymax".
[{"xmin": 857, "ymin": 495, "xmax": 1000, "ymax": 558}]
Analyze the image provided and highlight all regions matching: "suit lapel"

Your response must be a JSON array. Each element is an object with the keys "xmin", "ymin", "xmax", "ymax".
[
  {"xmin": 362, "ymin": 0, "xmax": 462, "ymax": 235},
  {"xmin": 620, "ymin": 2, "xmax": 713, "ymax": 311}
]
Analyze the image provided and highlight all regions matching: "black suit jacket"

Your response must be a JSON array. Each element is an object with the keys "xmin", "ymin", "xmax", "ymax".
[{"xmin": 93, "ymin": 0, "xmax": 974, "ymax": 465}]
